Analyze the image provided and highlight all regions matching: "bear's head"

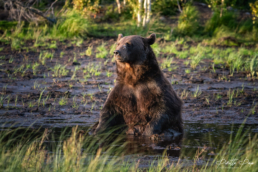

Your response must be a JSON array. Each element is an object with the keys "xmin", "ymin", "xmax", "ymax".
[{"xmin": 113, "ymin": 33, "xmax": 156, "ymax": 64}]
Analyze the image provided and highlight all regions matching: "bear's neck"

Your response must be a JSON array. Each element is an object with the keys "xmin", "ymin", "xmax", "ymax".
[{"xmin": 116, "ymin": 57, "xmax": 161, "ymax": 86}]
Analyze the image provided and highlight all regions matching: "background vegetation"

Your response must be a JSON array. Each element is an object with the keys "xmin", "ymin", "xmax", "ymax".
[
  {"xmin": 0, "ymin": 0, "xmax": 258, "ymax": 171},
  {"xmin": 1, "ymin": 0, "xmax": 258, "ymax": 43}
]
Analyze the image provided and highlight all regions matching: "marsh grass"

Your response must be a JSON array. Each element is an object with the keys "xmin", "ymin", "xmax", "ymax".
[
  {"xmin": 151, "ymin": 43, "xmax": 161, "ymax": 57},
  {"xmin": 250, "ymin": 56, "xmax": 258, "ymax": 77},
  {"xmin": 161, "ymin": 57, "xmax": 173, "ymax": 69},
  {"xmin": 84, "ymin": 62, "xmax": 102, "ymax": 77},
  {"xmin": 185, "ymin": 69, "xmax": 191, "ymax": 74},
  {"xmin": 86, "ymin": 46, "xmax": 93, "ymax": 56},
  {"xmin": 59, "ymin": 97, "xmax": 68, "ymax": 106},
  {"xmin": 109, "ymin": 43, "xmax": 116, "ymax": 56},
  {"xmin": 162, "ymin": 44, "xmax": 176, "ymax": 54},
  {"xmin": 193, "ymin": 85, "xmax": 202, "ymax": 98},
  {"xmin": 180, "ymin": 44, "xmax": 258, "ymax": 76},
  {"xmin": 190, "ymin": 52, "xmax": 204, "ymax": 69},
  {"xmin": 0, "ymin": 121, "xmax": 257, "ymax": 171},
  {"xmin": 96, "ymin": 43, "xmax": 108, "ymax": 59},
  {"xmin": 49, "ymin": 41, "xmax": 57, "ymax": 49},
  {"xmin": 52, "ymin": 64, "xmax": 69, "ymax": 78},
  {"xmin": 227, "ymin": 89, "xmax": 235, "ymax": 106},
  {"xmin": 32, "ymin": 62, "xmax": 40, "ymax": 75}
]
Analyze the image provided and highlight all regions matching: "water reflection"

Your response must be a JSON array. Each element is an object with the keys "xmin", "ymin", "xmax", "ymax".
[{"xmin": 123, "ymin": 122, "xmax": 257, "ymax": 158}]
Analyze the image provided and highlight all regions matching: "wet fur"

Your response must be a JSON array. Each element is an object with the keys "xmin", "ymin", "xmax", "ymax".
[{"xmin": 94, "ymin": 34, "xmax": 183, "ymax": 136}]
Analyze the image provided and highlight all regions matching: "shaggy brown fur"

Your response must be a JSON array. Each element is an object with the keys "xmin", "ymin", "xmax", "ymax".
[{"xmin": 93, "ymin": 33, "xmax": 183, "ymax": 136}]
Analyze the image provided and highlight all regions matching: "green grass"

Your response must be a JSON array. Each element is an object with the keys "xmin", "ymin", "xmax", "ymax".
[
  {"xmin": 52, "ymin": 64, "xmax": 69, "ymax": 78},
  {"xmin": 250, "ymin": 55, "xmax": 258, "ymax": 77},
  {"xmin": 162, "ymin": 43, "xmax": 178, "ymax": 54},
  {"xmin": 59, "ymin": 97, "xmax": 68, "ymax": 106},
  {"xmin": 177, "ymin": 43, "xmax": 258, "ymax": 76},
  {"xmin": 151, "ymin": 43, "xmax": 161, "ymax": 57},
  {"xmin": 39, "ymin": 51, "xmax": 54, "ymax": 62},
  {"xmin": 109, "ymin": 43, "xmax": 116, "ymax": 55},
  {"xmin": 193, "ymin": 85, "xmax": 202, "ymax": 98},
  {"xmin": 96, "ymin": 43, "xmax": 108, "ymax": 59},
  {"xmin": 0, "ymin": 121, "xmax": 257, "ymax": 171},
  {"xmin": 86, "ymin": 46, "xmax": 93, "ymax": 56},
  {"xmin": 32, "ymin": 62, "xmax": 40, "ymax": 75},
  {"xmin": 185, "ymin": 69, "xmax": 191, "ymax": 74},
  {"xmin": 1, "ymin": 10, "xmax": 90, "ymax": 48},
  {"xmin": 161, "ymin": 57, "xmax": 173, "ymax": 69},
  {"xmin": 48, "ymin": 41, "xmax": 57, "ymax": 49},
  {"xmin": 190, "ymin": 52, "xmax": 203, "ymax": 69}
]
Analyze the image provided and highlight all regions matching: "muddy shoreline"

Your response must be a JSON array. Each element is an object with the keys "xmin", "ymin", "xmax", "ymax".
[{"xmin": 1, "ymin": 38, "xmax": 257, "ymax": 129}]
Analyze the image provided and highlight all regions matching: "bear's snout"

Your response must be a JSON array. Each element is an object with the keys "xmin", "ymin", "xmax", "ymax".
[
  {"xmin": 114, "ymin": 50, "xmax": 126, "ymax": 62},
  {"xmin": 114, "ymin": 50, "xmax": 121, "ymax": 56}
]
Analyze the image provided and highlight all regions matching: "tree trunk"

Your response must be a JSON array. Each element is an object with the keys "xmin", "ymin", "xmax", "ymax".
[
  {"xmin": 177, "ymin": 0, "xmax": 182, "ymax": 13},
  {"xmin": 116, "ymin": 0, "xmax": 121, "ymax": 14},
  {"xmin": 220, "ymin": 0, "xmax": 224, "ymax": 17},
  {"xmin": 137, "ymin": 0, "xmax": 142, "ymax": 27},
  {"xmin": 142, "ymin": 0, "xmax": 147, "ymax": 27},
  {"xmin": 146, "ymin": 0, "xmax": 151, "ymax": 24}
]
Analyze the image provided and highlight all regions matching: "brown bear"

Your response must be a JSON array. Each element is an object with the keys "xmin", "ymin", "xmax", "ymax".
[{"xmin": 93, "ymin": 33, "xmax": 183, "ymax": 136}]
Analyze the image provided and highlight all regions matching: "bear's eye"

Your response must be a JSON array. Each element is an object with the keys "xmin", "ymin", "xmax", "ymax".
[{"xmin": 126, "ymin": 42, "xmax": 132, "ymax": 47}]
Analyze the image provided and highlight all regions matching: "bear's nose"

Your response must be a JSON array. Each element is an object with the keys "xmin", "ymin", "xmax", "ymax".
[{"xmin": 113, "ymin": 50, "xmax": 121, "ymax": 56}]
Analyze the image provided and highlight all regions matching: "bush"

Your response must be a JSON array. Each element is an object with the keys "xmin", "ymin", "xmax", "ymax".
[
  {"xmin": 175, "ymin": 4, "xmax": 199, "ymax": 36},
  {"xmin": 238, "ymin": 19, "xmax": 254, "ymax": 34},
  {"xmin": 57, "ymin": 10, "xmax": 90, "ymax": 38},
  {"xmin": 205, "ymin": 11, "xmax": 237, "ymax": 35},
  {"xmin": 152, "ymin": 0, "xmax": 178, "ymax": 16},
  {"xmin": 214, "ymin": 25, "xmax": 236, "ymax": 38}
]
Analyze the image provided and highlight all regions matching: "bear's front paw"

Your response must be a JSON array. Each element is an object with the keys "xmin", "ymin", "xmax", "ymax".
[
  {"xmin": 143, "ymin": 122, "xmax": 162, "ymax": 136},
  {"xmin": 142, "ymin": 123, "xmax": 154, "ymax": 136},
  {"xmin": 149, "ymin": 134, "xmax": 161, "ymax": 141},
  {"xmin": 126, "ymin": 128, "xmax": 135, "ymax": 135}
]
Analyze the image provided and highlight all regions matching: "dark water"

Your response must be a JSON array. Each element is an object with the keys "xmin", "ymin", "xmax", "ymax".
[
  {"xmin": 1, "ymin": 121, "xmax": 257, "ymax": 159},
  {"xmin": 123, "ymin": 122, "xmax": 258, "ymax": 158}
]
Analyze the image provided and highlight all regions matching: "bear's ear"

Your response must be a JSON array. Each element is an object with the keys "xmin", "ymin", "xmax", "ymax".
[
  {"xmin": 117, "ymin": 34, "xmax": 123, "ymax": 42},
  {"xmin": 146, "ymin": 33, "xmax": 156, "ymax": 45}
]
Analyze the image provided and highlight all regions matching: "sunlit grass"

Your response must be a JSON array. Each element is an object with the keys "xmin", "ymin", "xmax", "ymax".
[
  {"xmin": 0, "ymin": 121, "xmax": 257, "ymax": 171},
  {"xmin": 96, "ymin": 43, "xmax": 108, "ymax": 59}
]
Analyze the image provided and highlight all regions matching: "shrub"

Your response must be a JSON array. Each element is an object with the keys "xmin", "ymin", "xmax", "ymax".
[
  {"xmin": 152, "ymin": 0, "xmax": 178, "ymax": 16},
  {"xmin": 238, "ymin": 19, "xmax": 256, "ymax": 34},
  {"xmin": 205, "ymin": 11, "xmax": 237, "ymax": 35},
  {"xmin": 57, "ymin": 10, "xmax": 90, "ymax": 38},
  {"xmin": 214, "ymin": 25, "xmax": 236, "ymax": 39},
  {"xmin": 175, "ymin": 4, "xmax": 199, "ymax": 36}
]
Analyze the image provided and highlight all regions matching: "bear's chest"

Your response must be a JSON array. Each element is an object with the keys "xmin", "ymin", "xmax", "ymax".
[{"xmin": 117, "ymin": 82, "xmax": 163, "ymax": 124}]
